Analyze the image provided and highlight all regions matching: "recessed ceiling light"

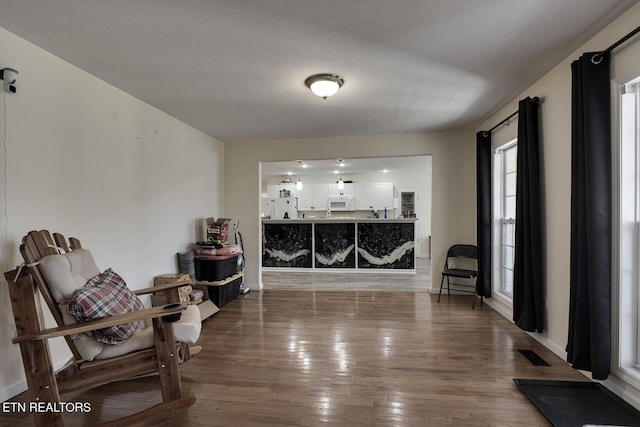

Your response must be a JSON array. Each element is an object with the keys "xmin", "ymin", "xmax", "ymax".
[{"xmin": 382, "ymin": 169, "xmax": 389, "ymax": 173}]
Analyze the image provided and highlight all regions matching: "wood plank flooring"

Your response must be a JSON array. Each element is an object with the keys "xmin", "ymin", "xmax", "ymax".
[{"xmin": 0, "ymin": 289, "xmax": 587, "ymax": 426}]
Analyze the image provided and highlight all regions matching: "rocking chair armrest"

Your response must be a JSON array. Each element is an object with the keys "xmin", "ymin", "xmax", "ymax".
[
  {"xmin": 134, "ymin": 279, "xmax": 193, "ymax": 296},
  {"xmin": 12, "ymin": 302, "xmax": 187, "ymax": 344}
]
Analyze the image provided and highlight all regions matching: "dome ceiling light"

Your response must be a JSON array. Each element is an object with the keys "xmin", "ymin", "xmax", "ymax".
[{"xmin": 304, "ymin": 74, "xmax": 344, "ymax": 100}]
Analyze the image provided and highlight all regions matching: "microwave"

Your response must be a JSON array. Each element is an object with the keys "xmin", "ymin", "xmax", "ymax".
[{"xmin": 328, "ymin": 196, "xmax": 355, "ymax": 211}]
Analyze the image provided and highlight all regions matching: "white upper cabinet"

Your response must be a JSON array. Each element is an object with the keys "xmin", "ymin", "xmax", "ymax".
[
  {"xmin": 355, "ymin": 183, "xmax": 374, "ymax": 210},
  {"xmin": 372, "ymin": 183, "xmax": 394, "ymax": 209},
  {"xmin": 355, "ymin": 182, "xmax": 394, "ymax": 210},
  {"xmin": 328, "ymin": 182, "xmax": 354, "ymax": 197},
  {"xmin": 293, "ymin": 181, "xmax": 394, "ymax": 211},
  {"xmin": 267, "ymin": 183, "xmax": 298, "ymax": 198},
  {"xmin": 298, "ymin": 184, "xmax": 329, "ymax": 210}
]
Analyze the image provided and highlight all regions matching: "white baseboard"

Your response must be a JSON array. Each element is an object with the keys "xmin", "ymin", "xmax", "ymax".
[
  {"xmin": 486, "ymin": 297, "xmax": 640, "ymax": 412},
  {"xmin": 484, "ymin": 297, "xmax": 568, "ymax": 360},
  {"xmin": 526, "ymin": 331, "xmax": 568, "ymax": 360},
  {"xmin": 598, "ymin": 373, "xmax": 640, "ymax": 412},
  {"xmin": 483, "ymin": 296, "xmax": 512, "ymax": 320},
  {"xmin": 0, "ymin": 358, "xmax": 71, "ymax": 402},
  {"xmin": 0, "ymin": 380, "xmax": 28, "ymax": 403}
]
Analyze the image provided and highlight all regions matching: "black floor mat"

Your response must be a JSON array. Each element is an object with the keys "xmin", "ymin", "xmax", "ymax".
[{"xmin": 514, "ymin": 379, "xmax": 640, "ymax": 427}]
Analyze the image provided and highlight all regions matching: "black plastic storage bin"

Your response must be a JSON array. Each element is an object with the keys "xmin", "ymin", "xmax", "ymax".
[
  {"xmin": 194, "ymin": 254, "xmax": 239, "ymax": 282},
  {"xmin": 208, "ymin": 277, "xmax": 242, "ymax": 307}
]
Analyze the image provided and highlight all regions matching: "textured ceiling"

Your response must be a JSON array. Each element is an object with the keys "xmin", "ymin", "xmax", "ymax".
[{"xmin": 0, "ymin": 0, "xmax": 636, "ymax": 142}]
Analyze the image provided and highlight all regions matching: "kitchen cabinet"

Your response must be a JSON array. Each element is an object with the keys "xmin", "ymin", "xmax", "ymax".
[
  {"xmin": 372, "ymin": 183, "xmax": 394, "ymax": 209},
  {"xmin": 295, "ymin": 182, "xmax": 394, "ymax": 211},
  {"xmin": 297, "ymin": 186, "xmax": 312, "ymax": 210},
  {"xmin": 267, "ymin": 183, "xmax": 297, "ymax": 198},
  {"xmin": 397, "ymin": 187, "xmax": 418, "ymax": 218},
  {"xmin": 355, "ymin": 183, "xmax": 374, "ymax": 210},
  {"xmin": 328, "ymin": 182, "xmax": 354, "ymax": 197},
  {"xmin": 298, "ymin": 184, "xmax": 328, "ymax": 211},
  {"xmin": 355, "ymin": 182, "xmax": 393, "ymax": 210}
]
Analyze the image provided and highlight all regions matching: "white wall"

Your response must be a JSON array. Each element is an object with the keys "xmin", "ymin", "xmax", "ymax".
[
  {"xmin": 476, "ymin": 2, "xmax": 640, "ymax": 408},
  {"xmin": 224, "ymin": 131, "xmax": 475, "ymax": 289},
  {"xmin": 0, "ymin": 27, "xmax": 225, "ymax": 400}
]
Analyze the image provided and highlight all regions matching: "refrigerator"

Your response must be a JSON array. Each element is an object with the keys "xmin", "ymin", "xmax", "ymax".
[
  {"xmin": 261, "ymin": 197, "xmax": 275, "ymax": 219},
  {"xmin": 274, "ymin": 196, "xmax": 298, "ymax": 219}
]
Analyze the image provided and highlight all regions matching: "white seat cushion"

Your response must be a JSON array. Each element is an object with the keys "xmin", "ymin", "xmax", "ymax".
[
  {"xmin": 40, "ymin": 249, "xmax": 101, "ymax": 302},
  {"xmin": 95, "ymin": 326, "xmax": 154, "ymax": 360},
  {"xmin": 95, "ymin": 305, "xmax": 201, "ymax": 360},
  {"xmin": 38, "ymin": 249, "xmax": 201, "ymax": 361},
  {"xmin": 173, "ymin": 305, "xmax": 202, "ymax": 344}
]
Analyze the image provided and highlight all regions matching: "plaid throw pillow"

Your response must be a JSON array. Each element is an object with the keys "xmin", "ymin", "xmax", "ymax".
[{"xmin": 69, "ymin": 268, "xmax": 144, "ymax": 345}]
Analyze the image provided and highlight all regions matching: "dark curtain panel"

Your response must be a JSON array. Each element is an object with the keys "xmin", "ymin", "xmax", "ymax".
[
  {"xmin": 567, "ymin": 52, "xmax": 611, "ymax": 380},
  {"xmin": 476, "ymin": 131, "xmax": 492, "ymax": 298},
  {"xmin": 513, "ymin": 97, "xmax": 544, "ymax": 332}
]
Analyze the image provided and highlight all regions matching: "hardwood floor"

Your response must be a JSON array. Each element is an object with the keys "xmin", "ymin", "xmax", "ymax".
[{"xmin": 1, "ymin": 289, "xmax": 587, "ymax": 426}]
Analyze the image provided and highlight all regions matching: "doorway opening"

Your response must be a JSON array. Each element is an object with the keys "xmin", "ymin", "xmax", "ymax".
[{"xmin": 258, "ymin": 155, "xmax": 432, "ymax": 291}]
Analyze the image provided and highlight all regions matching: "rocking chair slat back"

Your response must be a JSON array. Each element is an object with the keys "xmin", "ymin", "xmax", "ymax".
[
  {"xmin": 69, "ymin": 237, "xmax": 82, "ymax": 250},
  {"xmin": 52, "ymin": 232, "xmax": 71, "ymax": 253},
  {"xmin": 20, "ymin": 230, "xmax": 83, "ymax": 361}
]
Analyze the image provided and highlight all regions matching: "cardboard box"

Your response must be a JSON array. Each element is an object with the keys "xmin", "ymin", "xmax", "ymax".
[
  {"xmin": 191, "ymin": 285, "xmax": 220, "ymax": 320},
  {"xmin": 153, "ymin": 273, "xmax": 193, "ymax": 303},
  {"xmin": 206, "ymin": 217, "xmax": 232, "ymax": 243}
]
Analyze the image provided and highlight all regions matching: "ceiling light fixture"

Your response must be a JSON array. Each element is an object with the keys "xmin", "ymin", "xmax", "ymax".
[{"xmin": 304, "ymin": 74, "xmax": 344, "ymax": 100}]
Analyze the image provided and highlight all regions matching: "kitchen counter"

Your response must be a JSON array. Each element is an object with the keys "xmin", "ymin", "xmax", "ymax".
[
  {"xmin": 262, "ymin": 218, "xmax": 416, "ymax": 271},
  {"xmin": 262, "ymin": 217, "xmax": 416, "ymax": 223}
]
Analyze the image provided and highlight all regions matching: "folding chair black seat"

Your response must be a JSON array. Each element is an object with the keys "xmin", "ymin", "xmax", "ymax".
[{"xmin": 437, "ymin": 244, "xmax": 480, "ymax": 308}]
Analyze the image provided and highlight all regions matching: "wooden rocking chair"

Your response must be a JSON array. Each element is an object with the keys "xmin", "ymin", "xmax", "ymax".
[{"xmin": 4, "ymin": 230, "xmax": 201, "ymax": 426}]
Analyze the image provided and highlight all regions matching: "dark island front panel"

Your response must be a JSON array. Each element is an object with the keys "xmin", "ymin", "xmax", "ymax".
[
  {"xmin": 357, "ymin": 222, "xmax": 415, "ymax": 269},
  {"xmin": 262, "ymin": 219, "xmax": 416, "ymax": 271},
  {"xmin": 314, "ymin": 222, "xmax": 356, "ymax": 268},
  {"xmin": 262, "ymin": 223, "xmax": 313, "ymax": 267}
]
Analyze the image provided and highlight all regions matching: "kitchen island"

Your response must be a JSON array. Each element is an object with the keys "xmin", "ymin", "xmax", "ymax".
[{"xmin": 262, "ymin": 218, "xmax": 416, "ymax": 271}]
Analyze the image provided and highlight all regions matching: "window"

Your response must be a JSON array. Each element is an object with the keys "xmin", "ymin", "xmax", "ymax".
[
  {"xmin": 616, "ymin": 74, "xmax": 640, "ymax": 384},
  {"xmin": 494, "ymin": 139, "xmax": 517, "ymax": 301}
]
